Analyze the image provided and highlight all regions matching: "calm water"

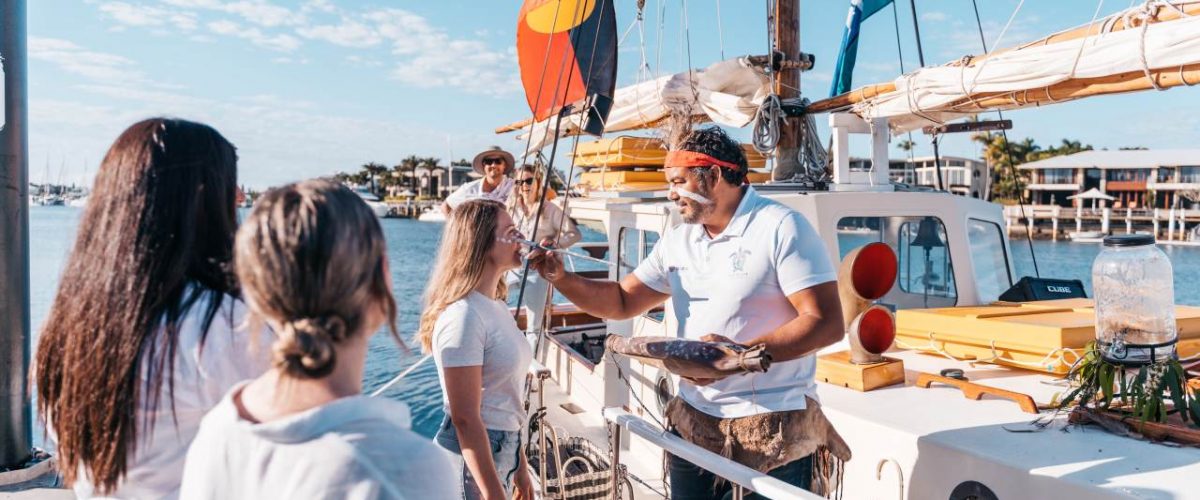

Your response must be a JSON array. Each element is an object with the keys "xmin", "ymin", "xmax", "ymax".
[{"xmin": 26, "ymin": 207, "xmax": 1200, "ymax": 445}]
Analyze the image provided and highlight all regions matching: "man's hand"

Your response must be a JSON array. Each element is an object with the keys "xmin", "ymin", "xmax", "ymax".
[
  {"xmin": 700, "ymin": 333, "xmax": 736, "ymax": 345},
  {"xmin": 680, "ymin": 334, "xmax": 739, "ymax": 386},
  {"xmin": 527, "ymin": 237, "xmax": 566, "ymax": 282}
]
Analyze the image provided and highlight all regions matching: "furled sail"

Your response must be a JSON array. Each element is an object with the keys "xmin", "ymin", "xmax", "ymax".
[
  {"xmin": 500, "ymin": 57, "xmax": 770, "ymax": 152},
  {"xmin": 808, "ymin": 2, "xmax": 1200, "ymax": 133},
  {"xmin": 517, "ymin": 0, "xmax": 617, "ymax": 136}
]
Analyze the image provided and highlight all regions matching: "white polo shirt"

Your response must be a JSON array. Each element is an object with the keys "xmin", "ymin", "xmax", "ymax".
[
  {"xmin": 444, "ymin": 177, "xmax": 515, "ymax": 209},
  {"xmin": 632, "ymin": 186, "xmax": 836, "ymax": 418}
]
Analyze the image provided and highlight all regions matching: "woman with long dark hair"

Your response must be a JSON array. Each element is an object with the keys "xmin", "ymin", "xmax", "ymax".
[{"xmin": 34, "ymin": 118, "xmax": 270, "ymax": 498}]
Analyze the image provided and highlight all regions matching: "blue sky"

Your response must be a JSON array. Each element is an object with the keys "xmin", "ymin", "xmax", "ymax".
[{"xmin": 27, "ymin": 0, "xmax": 1199, "ymax": 189}]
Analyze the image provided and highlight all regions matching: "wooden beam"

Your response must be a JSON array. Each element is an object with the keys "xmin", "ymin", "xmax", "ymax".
[
  {"xmin": 942, "ymin": 63, "xmax": 1200, "ymax": 112},
  {"xmin": 772, "ymin": 0, "xmax": 803, "ymax": 176},
  {"xmin": 805, "ymin": 2, "xmax": 1200, "ymax": 115},
  {"xmin": 495, "ymin": 117, "xmax": 534, "ymax": 134}
]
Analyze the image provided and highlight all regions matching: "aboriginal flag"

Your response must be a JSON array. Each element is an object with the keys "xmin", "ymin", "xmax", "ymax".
[{"xmin": 517, "ymin": 0, "xmax": 617, "ymax": 136}]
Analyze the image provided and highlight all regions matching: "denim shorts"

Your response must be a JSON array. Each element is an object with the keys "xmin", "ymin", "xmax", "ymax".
[{"xmin": 434, "ymin": 416, "xmax": 523, "ymax": 500}]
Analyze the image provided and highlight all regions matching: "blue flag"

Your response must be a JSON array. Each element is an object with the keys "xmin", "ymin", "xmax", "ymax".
[{"xmin": 830, "ymin": 0, "xmax": 894, "ymax": 97}]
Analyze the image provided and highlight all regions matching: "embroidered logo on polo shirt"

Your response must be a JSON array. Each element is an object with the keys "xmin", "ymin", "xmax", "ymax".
[{"xmin": 729, "ymin": 247, "xmax": 751, "ymax": 275}]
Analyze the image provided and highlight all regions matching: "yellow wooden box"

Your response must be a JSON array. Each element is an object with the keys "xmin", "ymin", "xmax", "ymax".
[
  {"xmin": 573, "ymin": 137, "xmax": 767, "ymax": 168},
  {"xmin": 578, "ymin": 169, "xmax": 771, "ymax": 192},
  {"xmin": 895, "ymin": 299, "xmax": 1200, "ymax": 375}
]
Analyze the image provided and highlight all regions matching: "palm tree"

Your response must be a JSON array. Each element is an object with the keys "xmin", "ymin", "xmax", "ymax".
[
  {"xmin": 361, "ymin": 162, "xmax": 388, "ymax": 195},
  {"xmin": 398, "ymin": 155, "xmax": 423, "ymax": 189},
  {"xmin": 895, "ymin": 138, "xmax": 916, "ymax": 159}
]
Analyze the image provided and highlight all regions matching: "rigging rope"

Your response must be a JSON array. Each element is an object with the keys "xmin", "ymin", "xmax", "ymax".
[
  {"xmin": 752, "ymin": 94, "xmax": 782, "ymax": 154},
  {"xmin": 892, "ymin": 0, "xmax": 918, "ymax": 168},
  {"xmin": 716, "ymin": 0, "xmax": 725, "ymax": 61},
  {"xmin": 970, "ymin": 0, "xmax": 1040, "ymax": 277}
]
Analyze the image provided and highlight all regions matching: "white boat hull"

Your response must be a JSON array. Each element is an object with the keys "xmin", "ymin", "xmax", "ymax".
[{"xmin": 417, "ymin": 209, "xmax": 446, "ymax": 222}]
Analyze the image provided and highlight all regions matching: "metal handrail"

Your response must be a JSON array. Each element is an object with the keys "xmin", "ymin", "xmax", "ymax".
[{"xmin": 602, "ymin": 407, "xmax": 825, "ymax": 500}]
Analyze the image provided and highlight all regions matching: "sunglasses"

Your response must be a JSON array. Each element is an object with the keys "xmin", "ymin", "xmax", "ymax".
[
  {"xmin": 482, "ymin": 157, "xmax": 505, "ymax": 166},
  {"xmin": 517, "ymin": 178, "xmax": 536, "ymax": 186}
]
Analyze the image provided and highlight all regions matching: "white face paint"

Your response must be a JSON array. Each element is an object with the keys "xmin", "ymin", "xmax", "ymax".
[{"xmin": 670, "ymin": 184, "xmax": 714, "ymax": 205}]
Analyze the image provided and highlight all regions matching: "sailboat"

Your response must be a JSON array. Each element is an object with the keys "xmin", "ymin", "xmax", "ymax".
[{"xmin": 480, "ymin": 1, "xmax": 1200, "ymax": 499}]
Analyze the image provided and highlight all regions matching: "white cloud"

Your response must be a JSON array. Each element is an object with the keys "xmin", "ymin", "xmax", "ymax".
[
  {"xmin": 85, "ymin": 2, "xmax": 517, "ymax": 94},
  {"xmin": 97, "ymin": 2, "xmax": 199, "ymax": 32},
  {"xmin": 223, "ymin": 0, "xmax": 302, "ymax": 28},
  {"xmin": 921, "ymin": 11, "xmax": 948, "ymax": 22},
  {"xmin": 28, "ymin": 36, "xmax": 492, "ymax": 188},
  {"xmin": 29, "ymin": 37, "xmax": 139, "ymax": 84},
  {"xmin": 365, "ymin": 8, "xmax": 519, "ymax": 95},
  {"xmin": 301, "ymin": 0, "xmax": 336, "ymax": 14},
  {"xmin": 207, "ymin": 19, "xmax": 301, "ymax": 52},
  {"xmin": 346, "ymin": 55, "xmax": 384, "ymax": 67},
  {"xmin": 297, "ymin": 18, "xmax": 381, "ymax": 48},
  {"xmin": 161, "ymin": 0, "xmax": 303, "ymax": 27}
]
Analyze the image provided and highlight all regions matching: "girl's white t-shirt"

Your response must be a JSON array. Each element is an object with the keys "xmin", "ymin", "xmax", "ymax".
[
  {"xmin": 180, "ymin": 382, "xmax": 456, "ymax": 500},
  {"xmin": 432, "ymin": 291, "xmax": 533, "ymax": 432},
  {"xmin": 66, "ymin": 291, "xmax": 272, "ymax": 500}
]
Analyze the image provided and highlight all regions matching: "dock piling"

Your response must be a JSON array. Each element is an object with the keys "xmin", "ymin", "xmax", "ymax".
[{"xmin": 0, "ymin": 0, "xmax": 31, "ymax": 469}]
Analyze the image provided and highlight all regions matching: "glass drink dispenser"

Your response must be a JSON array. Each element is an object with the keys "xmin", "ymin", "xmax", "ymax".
[{"xmin": 1092, "ymin": 234, "xmax": 1177, "ymax": 365}]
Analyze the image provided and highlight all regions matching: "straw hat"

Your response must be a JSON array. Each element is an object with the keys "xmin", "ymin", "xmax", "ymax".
[{"xmin": 471, "ymin": 146, "xmax": 515, "ymax": 176}]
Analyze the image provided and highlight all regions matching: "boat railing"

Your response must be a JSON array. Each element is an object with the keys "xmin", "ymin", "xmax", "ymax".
[{"xmin": 602, "ymin": 407, "xmax": 826, "ymax": 500}]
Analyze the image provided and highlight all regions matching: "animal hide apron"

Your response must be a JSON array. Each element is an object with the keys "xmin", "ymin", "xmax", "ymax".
[{"xmin": 664, "ymin": 396, "xmax": 852, "ymax": 498}]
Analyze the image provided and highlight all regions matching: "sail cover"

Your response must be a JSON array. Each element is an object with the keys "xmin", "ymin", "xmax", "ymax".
[
  {"xmin": 517, "ymin": 0, "xmax": 617, "ymax": 136},
  {"xmin": 814, "ymin": 3, "xmax": 1200, "ymax": 133},
  {"xmin": 510, "ymin": 58, "xmax": 771, "ymax": 152}
]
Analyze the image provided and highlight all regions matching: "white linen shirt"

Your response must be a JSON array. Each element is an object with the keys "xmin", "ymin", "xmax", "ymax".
[
  {"xmin": 63, "ymin": 289, "xmax": 271, "ymax": 500},
  {"xmin": 444, "ymin": 177, "xmax": 515, "ymax": 209},
  {"xmin": 632, "ymin": 186, "xmax": 836, "ymax": 418},
  {"xmin": 180, "ymin": 382, "xmax": 456, "ymax": 500}
]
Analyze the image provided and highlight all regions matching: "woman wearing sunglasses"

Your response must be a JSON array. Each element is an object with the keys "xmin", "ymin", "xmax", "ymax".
[
  {"xmin": 442, "ymin": 146, "xmax": 516, "ymax": 215},
  {"xmin": 507, "ymin": 165, "xmax": 580, "ymax": 333}
]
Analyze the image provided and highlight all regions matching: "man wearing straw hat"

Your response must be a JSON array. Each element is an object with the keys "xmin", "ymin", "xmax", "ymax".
[{"xmin": 442, "ymin": 146, "xmax": 516, "ymax": 214}]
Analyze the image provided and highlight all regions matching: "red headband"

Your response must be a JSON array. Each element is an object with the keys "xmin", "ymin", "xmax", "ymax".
[{"xmin": 664, "ymin": 150, "xmax": 739, "ymax": 170}]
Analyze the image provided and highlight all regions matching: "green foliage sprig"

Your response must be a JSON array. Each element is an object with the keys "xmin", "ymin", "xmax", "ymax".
[{"xmin": 1057, "ymin": 342, "xmax": 1200, "ymax": 429}]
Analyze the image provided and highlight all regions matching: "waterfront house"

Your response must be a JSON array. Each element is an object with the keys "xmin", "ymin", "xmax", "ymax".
[
  {"xmin": 849, "ymin": 155, "xmax": 990, "ymax": 199},
  {"xmin": 1019, "ymin": 149, "xmax": 1200, "ymax": 209}
]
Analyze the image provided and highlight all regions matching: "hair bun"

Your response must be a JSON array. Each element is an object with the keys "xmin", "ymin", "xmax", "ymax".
[{"xmin": 274, "ymin": 315, "xmax": 347, "ymax": 379}]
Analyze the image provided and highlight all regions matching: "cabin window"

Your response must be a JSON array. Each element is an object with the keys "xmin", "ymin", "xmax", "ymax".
[
  {"xmin": 897, "ymin": 218, "xmax": 957, "ymax": 304},
  {"xmin": 617, "ymin": 227, "xmax": 665, "ymax": 321},
  {"xmin": 967, "ymin": 219, "xmax": 1012, "ymax": 303},
  {"xmin": 837, "ymin": 216, "xmax": 958, "ymax": 309},
  {"xmin": 617, "ymin": 227, "xmax": 639, "ymax": 280}
]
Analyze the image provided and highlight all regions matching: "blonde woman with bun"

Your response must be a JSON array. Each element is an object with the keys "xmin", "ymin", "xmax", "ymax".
[
  {"xmin": 181, "ymin": 180, "xmax": 455, "ymax": 500},
  {"xmin": 419, "ymin": 199, "xmax": 534, "ymax": 500}
]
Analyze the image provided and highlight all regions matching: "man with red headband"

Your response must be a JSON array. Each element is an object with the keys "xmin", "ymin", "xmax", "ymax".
[{"xmin": 529, "ymin": 127, "xmax": 848, "ymax": 498}]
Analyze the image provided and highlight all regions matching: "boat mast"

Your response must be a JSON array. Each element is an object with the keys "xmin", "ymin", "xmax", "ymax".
[
  {"xmin": 774, "ymin": 0, "xmax": 802, "ymax": 174},
  {"xmin": 0, "ymin": 0, "xmax": 31, "ymax": 469}
]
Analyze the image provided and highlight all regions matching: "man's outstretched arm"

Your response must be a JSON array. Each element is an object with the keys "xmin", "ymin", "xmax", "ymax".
[{"xmin": 529, "ymin": 246, "xmax": 668, "ymax": 320}]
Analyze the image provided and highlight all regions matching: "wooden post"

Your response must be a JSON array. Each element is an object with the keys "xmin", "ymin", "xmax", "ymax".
[
  {"xmin": 773, "ymin": 0, "xmax": 803, "ymax": 178},
  {"xmin": 1126, "ymin": 208, "xmax": 1133, "ymax": 234},
  {"xmin": 1154, "ymin": 208, "xmax": 1161, "ymax": 240},
  {"xmin": 1102, "ymin": 207, "xmax": 1112, "ymax": 234}
]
